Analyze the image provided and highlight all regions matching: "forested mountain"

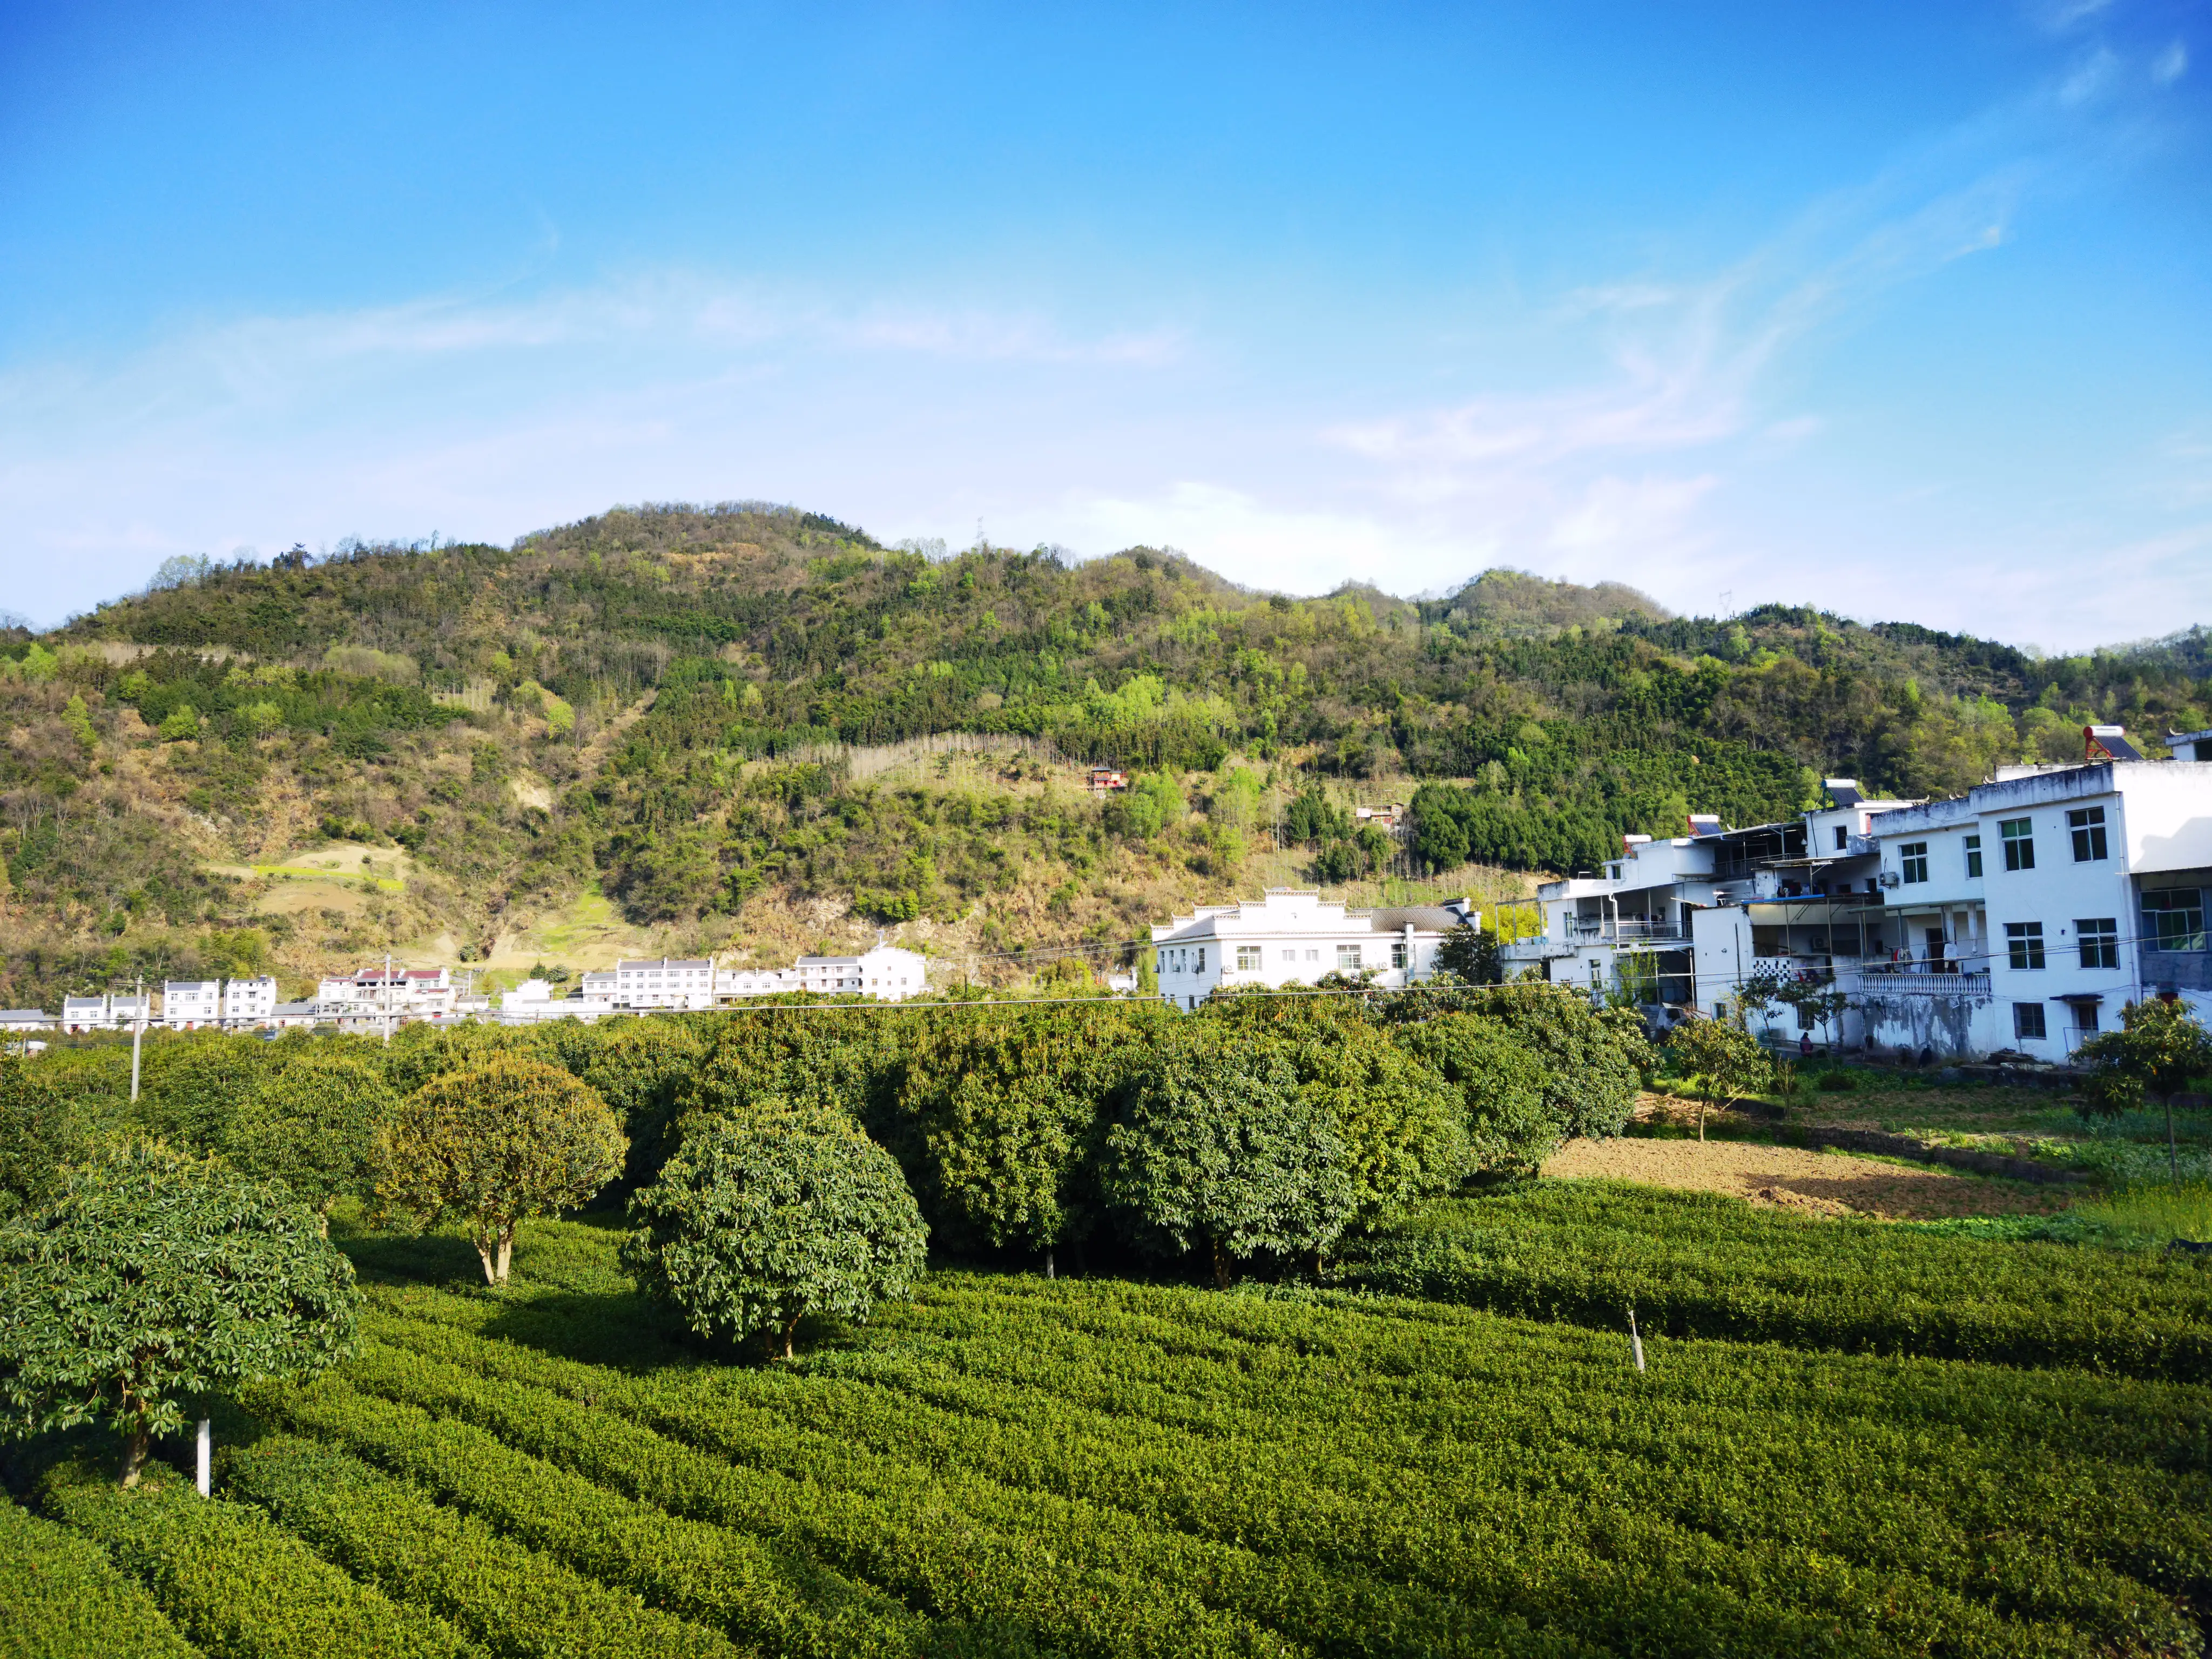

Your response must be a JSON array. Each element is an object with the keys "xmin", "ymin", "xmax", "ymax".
[{"xmin": 3, "ymin": 501, "xmax": 2207, "ymax": 1006}]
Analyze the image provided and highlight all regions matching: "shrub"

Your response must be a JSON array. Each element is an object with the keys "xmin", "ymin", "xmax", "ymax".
[
  {"xmin": 38, "ymin": 1454, "xmax": 478, "ymax": 1658},
  {"xmin": 0, "ymin": 1489, "xmax": 197, "ymax": 1658},
  {"xmin": 623, "ymin": 1111, "xmax": 927, "ymax": 1357},
  {"xmin": 1665, "ymin": 1011, "xmax": 1770, "ymax": 1140},
  {"xmin": 1817, "ymin": 1069, "xmax": 1858, "ymax": 1092},
  {"xmin": 375, "ymin": 1057, "xmax": 625, "ymax": 1285},
  {"xmin": 579, "ymin": 1018, "xmax": 706, "ymax": 1191},
  {"xmin": 0, "ymin": 1143, "xmax": 359, "ymax": 1485},
  {"xmin": 1101, "ymin": 1027, "xmax": 1354, "ymax": 1283}
]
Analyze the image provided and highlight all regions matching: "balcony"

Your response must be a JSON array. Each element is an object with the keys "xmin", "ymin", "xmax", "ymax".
[
  {"xmin": 1564, "ymin": 918, "xmax": 1683, "ymax": 945},
  {"xmin": 1857, "ymin": 962, "xmax": 1992, "ymax": 999}
]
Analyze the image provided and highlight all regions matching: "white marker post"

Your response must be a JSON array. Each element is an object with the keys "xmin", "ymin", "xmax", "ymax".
[
  {"xmin": 195, "ymin": 1418, "xmax": 211, "ymax": 1496},
  {"xmin": 1628, "ymin": 1307, "xmax": 1647, "ymax": 1374}
]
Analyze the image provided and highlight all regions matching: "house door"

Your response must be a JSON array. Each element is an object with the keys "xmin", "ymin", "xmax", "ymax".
[{"xmin": 1924, "ymin": 927, "xmax": 1947, "ymax": 970}]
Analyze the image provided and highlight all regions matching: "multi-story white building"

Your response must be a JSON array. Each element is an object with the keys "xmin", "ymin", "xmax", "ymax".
[
  {"xmin": 613, "ymin": 958, "xmax": 717, "ymax": 1010},
  {"xmin": 1858, "ymin": 756, "xmax": 2212, "ymax": 1057},
  {"xmin": 1150, "ymin": 889, "xmax": 1468, "ymax": 1010},
  {"xmin": 498, "ymin": 979, "xmax": 612, "ymax": 1023},
  {"xmin": 267, "ymin": 1001, "xmax": 321, "ymax": 1030},
  {"xmin": 223, "ymin": 976, "xmax": 279, "ymax": 1027},
  {"xmin": 60, "ymin": 993, "xmax": 153, "ymax": 1033},
  {"xmin": 161, "ymin": 980, "xmax": 223, "ymax": 1029},
  {"xmin": 711, "ymin": 943, "xmax": 930, "ymax": 1002},
  {"xmin": 1501, "ymin": 743, "xmax": 2212, "ymax": 1062},
  {"xmin": 315, "ymin": 966, "xmax": 455, "ymax": 1030}
]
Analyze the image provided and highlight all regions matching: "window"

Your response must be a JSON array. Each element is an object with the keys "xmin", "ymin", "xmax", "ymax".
[
  {"xmin": 1280, "ymin": 948, "xmax": 1297, "ymax": 963},
  {"xmin": 2000, "ymin": 818, "xmax": 2034, "ymax": 871},
  {"xmin": 1964, "ymin": 834, "xmax": 1982, "ymax": 879},
  {"xmin": 2077, "ymin": 919, "xmax": 2119, "ymax": 970},
  {"xmin": 2005, "ymin": 922, "xmax": 2045, "ymax": 970},
  {"xmin": 1336, "ymin": 945, "xmax": 1362, "ymax": 972},
  {"xmin": 2067, "ymin": 806, "xmax": 2109, "ymax": 863},
  {"xmin": 1391, "ymin": 942, "xmax": 1407, "ymax": 969},
  {"xmin": 1236, "ymin": 946, "xmax": 1261, "ymax": 972},
  {"xmin": 1899, "ymin": 842, "xmax": 1928, "ymax": 885},
  {"xmin": 2013, "ymin": 1002, "xmax": 2047, "ymax": 1042},
  {"xmin": 1305, "ymin": 948, "xmax": 1320, "ymax": 962},
  {"xmin": 1195, "ymin": 948, "xmax": 1206, "ymax": 973},
  {"xmin": 2143, "ymin": 889, "xmax": 2206, "ymax": 953},
  {"xmin": 1833, "ymin": 825, "xmax": 1847, "ymax": 852}
]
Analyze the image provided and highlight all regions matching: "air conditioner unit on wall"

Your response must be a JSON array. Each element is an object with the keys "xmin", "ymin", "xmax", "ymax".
[{"xmin": 1876, "ymin": 870, "xmax": 1900, "ymax": 888}]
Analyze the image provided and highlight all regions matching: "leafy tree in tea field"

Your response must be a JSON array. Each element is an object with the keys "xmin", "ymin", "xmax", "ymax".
[
  {"xmin": 2077, "ymin": 996, "xmax": 2212, "ymax": 1183},
  {"xmin": 133, "ymin": 1033, "xmax": 270, "ymax": 1155},
  {"xmin": 580, "ymin": 1017, "xmax": 706, "ymax": 1190},
  {"xmin": 227, "ymin": 1050, "xmax": 402, "ymax": 1224},
  {"xmin": 1668, "ymin": 1010, "xmax": 1771, "ymax": 1141},
  {"xmin": 1395, "ymin": 981, "xmax": 1652, "ymax": 1139},
  {"xmin": 898, "ymin": 1006, "xmax": 1149, "ymax": 1264},
  {"xmin": 0, "ymin": 1143, "xmax": 359, "ymax": 1486},
  {"xmin": 375, "ymin": 1057, "xmax": 625, "ymax": 1285},
  {"xmin": 1280, "ymin": 1022, "xmax": 1467, "ymax": 1229},
  {"xmin": 0, "ymin": 1053, "xmax": 79, "ymax": 1222},
  {"xmin": 622, "ymin": 1108, "xmax": 927, "ymax": 1358},
  {"xmin": 1102, "ymin": 1028, "xmax": 1354, "ymax": 1285},
  {"xmin": 1393, "ymin": 1011, "xmax": 1561, "ymax": 1174}
]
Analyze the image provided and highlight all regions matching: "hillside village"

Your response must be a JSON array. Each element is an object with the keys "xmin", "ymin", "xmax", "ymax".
[{"xmin": 12, "ymin": 719, "xmax": 2209, "ymax": 1067}]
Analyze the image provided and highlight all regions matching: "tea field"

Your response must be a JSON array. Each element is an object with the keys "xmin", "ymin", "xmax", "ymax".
[{"xmin": 9, "ymin": 1189, "xmax": 2212, "ymax": 1659}]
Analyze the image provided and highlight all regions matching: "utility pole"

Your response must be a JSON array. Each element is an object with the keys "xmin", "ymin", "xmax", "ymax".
[
  {"xmin": 130, "ymin": 976, "xmax": 144, "ymax": 1103},
  {"xmin": 383, "ymin": 952, "xmax": 394, "ymax": 1045}
]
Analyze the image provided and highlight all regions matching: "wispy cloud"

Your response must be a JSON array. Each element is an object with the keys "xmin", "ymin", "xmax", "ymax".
[{"xmin": 2152, "ymin": 41, "xmax": 2189, "ymax": 84}]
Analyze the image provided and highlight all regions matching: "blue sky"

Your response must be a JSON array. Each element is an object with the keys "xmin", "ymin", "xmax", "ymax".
[{"xmin": 1, "ymin": 1, "xmax": 2206, "ymax": 648}]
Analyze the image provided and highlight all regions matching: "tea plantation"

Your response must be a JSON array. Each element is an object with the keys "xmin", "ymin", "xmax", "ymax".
[{"xmin": 7, "ymin": 1192, "xmax": 2210, "ymax": 1659}]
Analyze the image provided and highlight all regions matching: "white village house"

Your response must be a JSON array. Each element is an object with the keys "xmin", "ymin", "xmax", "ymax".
[
  {"xmin": 1502, "ymin": 731, "xmax": 2212, "ymax": 1061},
  {"xmin": 161, "ymin": 980, "xmax": 224, "ymax": 1029},
  {"xmin": 1151, "ymin": 889, "xmax": 1472, "ymax": 1010},
  {"xmin": 60, "ymin": 993, "xmax": 152, "ymax": 1033},
  {"xmin": 222, "ymin": 975, "xmax": 280, "ymax": 1026}
]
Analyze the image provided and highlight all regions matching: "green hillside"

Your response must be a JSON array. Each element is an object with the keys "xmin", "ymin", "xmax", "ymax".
[{"xmin": 2, "ymin": 502, "xmax": 2206, "ymax": 1006}]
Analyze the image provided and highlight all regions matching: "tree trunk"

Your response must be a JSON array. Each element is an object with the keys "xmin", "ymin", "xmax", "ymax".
[
  {"xmin": 1210, "ymin": 1238, "xmax": 1232, "ymax": 1290},
  {"xmin": 475, "ymin": 1240, "xmax": 500, "ymax": 1286},
  {"xmin": 120, "ymin": 1424, "xmax": 151, "ymax": 1489},
  {"xmin": 1697, "ymin": 1098, "xmax": 1707, "ymax": 1143},
  {"xmin": 783, "ymin": 1316, "xmax": 800, "ymax": 1361},
  {"xmin": 1044, "ymin": 1249, "xmax": 1055, "ymax": 1280},
  {"xmin": 496, "ymin": 1231, "xmax": 514, "ymax": 1285}
]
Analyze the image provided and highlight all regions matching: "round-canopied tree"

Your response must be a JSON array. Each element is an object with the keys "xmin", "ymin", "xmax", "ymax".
[
  {"xmin": 622, "ymin": 1108, "xmax": 927, "ymax": 1358},
  {"xmin": 1283, "ymin": 1022, "xmax": 1467, "ymax": 1230},
  {"xmin": 375, "ymin": 1057, "xmax": 625, "ymax": 1285},
  {"xmin": 1394, "ymin": 1011, "xmax": 1561, "ymax": 1174},
  {"xmin": 1102, "ymin": 1028, "xmax": 1354, "ymax": 1286},
  {"xmin": 227, "ymin": 1050, "xmax": 403, "ymax": 1225},
  {"xmin": 0, "ymin": 1143, "xmax": 359, "ymax": 1486}
]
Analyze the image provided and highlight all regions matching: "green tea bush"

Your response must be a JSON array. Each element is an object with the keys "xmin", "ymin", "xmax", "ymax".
[
  {"xmin": 223, "ymin": 1433, "xmax": 747, "ymax": 1659},
  {"xmin": 1339, "ymin": 1183, "xmax": 2212, "ymax": 1378},
  {"xmin": 0, "ymin": 1492, "xmax": 197, "ymax": 1659},
  {"xmin": 37, "ymin": 1453, "xmax": 479, "ymax": 1658}
]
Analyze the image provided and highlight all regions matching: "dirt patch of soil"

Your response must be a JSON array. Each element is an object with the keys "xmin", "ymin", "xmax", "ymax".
[{"xmin": 1543, "ymin": 1136, "xmax": 2072, "ymax": 1220}]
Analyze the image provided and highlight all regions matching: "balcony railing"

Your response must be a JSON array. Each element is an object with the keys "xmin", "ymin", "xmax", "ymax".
[{"xmin": 1564, "ymin": 919, "xmax": 1683, "ymax": 944}]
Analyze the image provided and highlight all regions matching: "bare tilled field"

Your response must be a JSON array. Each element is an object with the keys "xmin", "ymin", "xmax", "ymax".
[{"xmin": 1543, "ymin": 1134, "xmax": 2072, "ymax": 1220}]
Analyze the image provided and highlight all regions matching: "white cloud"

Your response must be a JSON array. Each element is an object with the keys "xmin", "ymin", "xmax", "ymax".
[{"xmin": 2152, "ymin": 41, "xmax": 2189, "ymax": 85}]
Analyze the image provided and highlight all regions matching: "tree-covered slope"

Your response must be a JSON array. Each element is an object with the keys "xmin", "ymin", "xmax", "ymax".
[{"xmin": 2, "ymin": 502, "xmax": 2206, "ymax": 1005}]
